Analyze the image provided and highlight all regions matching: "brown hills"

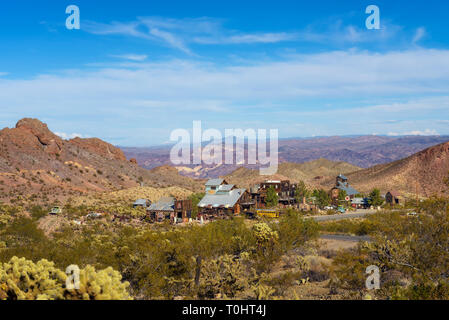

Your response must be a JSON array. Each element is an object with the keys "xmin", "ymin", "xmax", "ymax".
[
  {"xmin": 342, "ymin": 141, "xmax": 449, "ymax": 197},
  {"xmin": 223, "ymin": 142, "xmax": 449, "ymax": 198},
  {"xmin": 224, "ymin": 159, "xmax": 361, "ymax": 189},
  {"xmin": 0, "ymin": 118, "xmax": 202, "ymax": 204}
]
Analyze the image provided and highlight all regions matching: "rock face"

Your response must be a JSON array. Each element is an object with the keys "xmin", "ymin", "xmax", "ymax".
[
  {"xmin": 0, "ymin": 118, "xmax": 202, "ymax": 203},
  {"xmin": 15, "ymin": 118, "xmax": 63, "ymax": 155},
  {"xmin": 70, "ymin": 137, "xmax": 126, "ymax": 161}
]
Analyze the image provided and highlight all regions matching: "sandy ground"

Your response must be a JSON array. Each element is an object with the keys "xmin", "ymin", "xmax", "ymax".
[{"xmin": 318, "ymin": 238, "xmax": 360, "ymax": 251}]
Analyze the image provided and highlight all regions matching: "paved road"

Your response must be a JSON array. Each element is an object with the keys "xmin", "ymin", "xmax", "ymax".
[
  {"xmin": 307, "ymin": 209, "xmax": 378, "ymax": 222},
  {"xmin": 319, "ymin": 234, "xmax": 371, "ymax": 242}
]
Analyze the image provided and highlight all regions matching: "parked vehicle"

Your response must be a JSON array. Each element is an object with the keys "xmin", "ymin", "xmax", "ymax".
[
  {"xmin": 256, "ymin": 209, "xmax": 280, "ymax": 218},
  {"xmin": 87, "ymin": 212, "xmax": 104, "ymax": 219},
  {"xmin": 49, "ymin": 206, "xmax": 62, "ymax": 215},
  {"xmin": 337, "ymin": 206, "xmax": 346, "ymax": 214}
]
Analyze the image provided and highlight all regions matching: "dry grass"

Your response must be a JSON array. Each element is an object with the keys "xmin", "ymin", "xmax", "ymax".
[{"xmin": 71, "ymin": 185, "xmax": 193, "ymax": 206}]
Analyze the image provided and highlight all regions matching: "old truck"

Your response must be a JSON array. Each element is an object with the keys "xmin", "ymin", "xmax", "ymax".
[{"xmin": 49, "ymin": 206, "xmax": 62, "ymax": 215}]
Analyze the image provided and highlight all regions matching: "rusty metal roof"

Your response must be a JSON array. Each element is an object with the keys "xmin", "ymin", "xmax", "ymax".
[
  {"xmin": 198, "ymin": 188, "xmax": 246, "ymax": 208},
  {"xmin": 148, "ymin": 197, "xmax": 175, "ymax": 211},
  {"xmin": 205, "ymin": 178, "xmax": 225, "ymax": 186}
]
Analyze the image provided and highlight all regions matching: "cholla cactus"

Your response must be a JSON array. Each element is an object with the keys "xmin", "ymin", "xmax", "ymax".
[
  {"xmin": 252, "ymin": 283, "xmax": 275, "ymax": 300},
  {"xmin": 0, "ymin": 256, "xmax": 131, "ymax": 300},
  {"xmin": 252, "ymin": 223, "xmax": 278, "ymax": 246},
  {"xmin": 65, "ymin": 265, "xmax": 131, "ymax": 300},
  {"xmin": 198, "ymin": 254, "xmax": 254, "ymax": 299},
  {"xmin": 0, "ymin": 256, "xmax": 67, "ymax": 300}
]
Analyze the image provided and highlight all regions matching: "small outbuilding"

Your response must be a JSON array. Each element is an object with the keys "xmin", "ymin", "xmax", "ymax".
[
  {"xmin": 147, "ymin": 197, "xmax": 175, "ymax": 222},
  {"xmin": 385, "ymin": 191, "xmax": 403, "ymax": 206},
  {"xmin": 133, "ymin": 199, "xmax": 151, "ymax": 208}
]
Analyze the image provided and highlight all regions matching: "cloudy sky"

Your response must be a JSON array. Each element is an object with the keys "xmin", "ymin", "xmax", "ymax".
[{"xmin": 0, "ymin": 0, "xmax": 448, "ymax": 146}]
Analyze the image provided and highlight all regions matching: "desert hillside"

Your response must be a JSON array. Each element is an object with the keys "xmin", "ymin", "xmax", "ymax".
[
  {"xmin": 0, "ymin": 118, "xmax": 203, "ymax": 204},
  {"xmin": 338, "ymin": 141, "xmax": 449, "ymax": 196},
  {"xmin": 224, "ymin": 143, "xmax": 449, "ymax": 198},
  {"xmin": 224, "ymin": 159, "xmax": 361, "ymax": 189}
]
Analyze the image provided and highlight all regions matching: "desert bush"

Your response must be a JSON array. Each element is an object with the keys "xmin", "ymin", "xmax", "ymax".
[
  {"xmin": 274, "ymin": 210, "xmax": 319, "ymax": 252},
  {"xmin": 29, "ymin": 205, "xmax": 46, "ymax": 220},
  {"xmin": 0, "ymin": 207, "xmax": 319, "ymax": 300},
  {"xmin": 319, "ymin": 219, "xmax": 376, "ymax": 236},
  {"xmin": 331, "ymin": 205, "xmax": 449, "ymax": 300},
  {"xmin": 197, "ymin": 254, "xmax": 256, "ymax": 299}
]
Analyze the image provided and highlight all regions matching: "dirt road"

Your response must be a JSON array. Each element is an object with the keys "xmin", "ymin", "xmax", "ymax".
[{"xmin": 308, "ymin": 209, "xmax": 378, "ymax": 222}]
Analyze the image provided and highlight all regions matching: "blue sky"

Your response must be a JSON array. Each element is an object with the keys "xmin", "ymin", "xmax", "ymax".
[{"xmin": 0, "ymin": 0, "xmax": 449, "ymax": 146}]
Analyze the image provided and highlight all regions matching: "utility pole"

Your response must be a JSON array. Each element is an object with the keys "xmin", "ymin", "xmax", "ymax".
[{"xmin": 415, "ymin": 179, "xmax": 419, "ymax": 208}]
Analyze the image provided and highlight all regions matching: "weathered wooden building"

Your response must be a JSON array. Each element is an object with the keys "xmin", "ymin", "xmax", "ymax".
[
  {"xmin": 198, "ymin": 179, "xmax": 250, "ymax": 218},
  {"xmin": 205, "ymin": 178, "xmax": 229, "ymax": 194},
  {"xmin": 174, "ymin": 199, "xmax": 193, "ymax": 222},
  {"xmin": 257, "ymin": 180, "xmax": 298, "ymax": 206},
  {"xmin": 133, "ymin": 198, "xmax": 151, "ymax": 208},
  {"xmin": 385, "ymin": 191, "xmax": 404, "ymax": 206},
  {"xmin": 147, "ymin": 197, "xmax": 192, "ymax": 223},
  {"xmin": 330, "ymin": 174, "xmax": 359, "ymax": 203}
]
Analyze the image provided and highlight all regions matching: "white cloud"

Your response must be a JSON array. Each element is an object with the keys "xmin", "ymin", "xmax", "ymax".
[
  {"xmin": 1, "ymin": 48, "xmax": 449, "ymax": 144},
  {"xmin": 194, "ymin": 32, "xmax": 298, "ymax": 44},
  {"xmin": 1, "ymin": 49, "xmax": 449, "ymax": 109},
  {"xmin": 413, "ymin": 27, "xmax": 426, "ymax": 44},
  {"xmin": 110, "ymin": 54, "xmax": 148, "ymax": 61},
  {"xmin": 55, "ymin": 132, "xmax": 88, "ymax": 140},
  {"xmin": 0, "ymin": 72, "xmax": 8, "ymax": 77},
  {"xmin": 149, "ymin": 28, "xmax": 192, "ymax": 54},
  {"xmin": 84, "ymin": 17, "xmax": 300, "ymax": 53},
  {"xmin": 81, "ymin": 15, "xmax": 423, "ymax": 58},
  {"xmin": 406, "ymin": 129, "xmax": 439, "ymax": 136},
  {"xmin": 388, "ymin": 129, "xmax": 439, "ymax": 136}
]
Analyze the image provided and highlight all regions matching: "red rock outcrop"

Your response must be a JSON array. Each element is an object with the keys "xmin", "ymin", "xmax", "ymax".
[
  {"xmin": 14, "ymin": 118, "xmax": 63, "ymax": 155},
  {"xmin": 69, "ymin": 137, "xmax": 127, "ymax": 161}
]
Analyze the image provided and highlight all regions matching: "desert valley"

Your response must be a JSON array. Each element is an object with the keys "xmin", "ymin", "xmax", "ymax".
[{"xmin": 0, "ymin": 118, "xmax": 448, "ymax": 300}]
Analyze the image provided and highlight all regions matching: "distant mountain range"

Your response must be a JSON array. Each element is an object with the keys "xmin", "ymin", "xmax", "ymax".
[
  {"xmin": 0, "ymin": 119, "xmax": 447, "ymax": 203},
  {"xmin": 122, "ymin": 135, "xmax": 449, "ymax": 179}
]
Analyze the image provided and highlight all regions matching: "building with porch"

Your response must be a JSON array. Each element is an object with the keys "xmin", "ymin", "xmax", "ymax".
[
  {"xmin": 198, "ymin": 185, "xmax": 250, "ymax": 219},
  {"xmin": 331, "ymin": 174, "xmax": 360, "ymax": 203}
]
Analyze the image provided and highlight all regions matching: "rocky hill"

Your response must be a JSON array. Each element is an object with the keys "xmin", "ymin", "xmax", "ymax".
[
  {"xmin": 223, "ymin": 142, "xmax": 449, "ymax": 198},
  {"xmin": 0, "ymin": 118, "xmax": 203, "ymax": 204},
  {"xmin": 224, "ymin": 159, "xmax": 361, "ymax": 189},
  {"xmin": 341, "ymin": 141, "xmax": 449, "ymax": 197}
]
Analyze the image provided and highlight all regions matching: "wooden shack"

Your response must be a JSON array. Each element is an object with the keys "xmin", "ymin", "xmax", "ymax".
[{"xmin": 385, "ymin": 191, "xmax": 403, "ymax": 206}]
